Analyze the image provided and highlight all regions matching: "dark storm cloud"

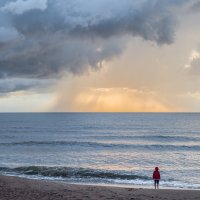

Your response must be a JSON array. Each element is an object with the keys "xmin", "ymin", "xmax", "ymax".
[
  {"xmin": 0, "ymin": 0, "xmax": 188, "ymax": 93},
  {"xmin": 11, "ymin": 0, "xmax": 175, "ymax": 43},
  {"xmin": 189, "ymin": 1, "xmax": 200, "ymax": 11}
]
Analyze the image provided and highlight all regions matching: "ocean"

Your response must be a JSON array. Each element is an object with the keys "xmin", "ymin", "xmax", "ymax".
[{"xmin": 0, "ymin": 113, "xmax": 200, "ymax": 189}]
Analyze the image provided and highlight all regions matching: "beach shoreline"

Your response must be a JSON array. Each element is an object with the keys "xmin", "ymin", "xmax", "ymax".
[{"xmin": 0, "ymin": 175, "xmax": 200, "ymax": 200}]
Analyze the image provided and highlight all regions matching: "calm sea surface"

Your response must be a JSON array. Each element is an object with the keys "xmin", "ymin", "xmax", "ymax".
[{"xmin": 0, "ymin": 113, "xmax": 200, "ymax": 189}]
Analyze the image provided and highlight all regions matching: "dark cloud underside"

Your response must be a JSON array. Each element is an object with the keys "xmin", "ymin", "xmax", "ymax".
[{"xmin": 0, "ymin": 0, "xmax": 189, "ymax": 93}]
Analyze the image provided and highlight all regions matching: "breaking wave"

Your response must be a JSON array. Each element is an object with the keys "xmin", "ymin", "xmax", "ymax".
[{"xmin": 0, "ymin": 166, "xmax": 150, "ymax": 181}]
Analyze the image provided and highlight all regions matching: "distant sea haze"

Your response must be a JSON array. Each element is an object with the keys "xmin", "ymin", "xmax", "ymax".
[{"xmin": 0, "ymin": 113, "xmax": 200, "ymax": 189}]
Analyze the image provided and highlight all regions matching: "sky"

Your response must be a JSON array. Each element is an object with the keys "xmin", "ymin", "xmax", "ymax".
[{"xmin": 0, "ymin": 0, "xmax": 200, "ymax": 112}]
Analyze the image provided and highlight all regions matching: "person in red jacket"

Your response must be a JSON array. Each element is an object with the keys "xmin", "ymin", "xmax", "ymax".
[{"xmin": 153, "ymin": 167, "xmax": 160, "ymax": 189}]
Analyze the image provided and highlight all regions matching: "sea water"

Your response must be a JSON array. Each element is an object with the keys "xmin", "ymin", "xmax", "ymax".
[{"xmin": 0, "ymin": 113, "xmax": 200, "ymax": 189}]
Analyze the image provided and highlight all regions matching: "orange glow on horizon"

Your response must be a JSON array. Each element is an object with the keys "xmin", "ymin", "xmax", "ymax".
[{"xmin": 72, "ymin": 88, "xmax": 172, "ymax": 112}]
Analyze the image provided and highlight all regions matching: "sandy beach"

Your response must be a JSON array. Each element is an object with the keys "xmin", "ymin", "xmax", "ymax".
[{"xmin": 0, "ymin": 175, "xmax": 199, "ymax": 200}]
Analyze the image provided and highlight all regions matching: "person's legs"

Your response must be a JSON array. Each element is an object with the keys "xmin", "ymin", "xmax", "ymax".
[{"xmin": 155, "ymin": 180, "xmax": 159, "ymax": 189}]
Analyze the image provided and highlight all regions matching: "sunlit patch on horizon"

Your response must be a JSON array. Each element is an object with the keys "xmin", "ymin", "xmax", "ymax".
[{"xmin": 69, "ymin": 87, "xmax": 172, "ymax": 112}]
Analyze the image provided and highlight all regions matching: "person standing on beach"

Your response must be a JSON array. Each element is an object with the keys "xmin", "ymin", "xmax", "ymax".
[{"xmin": 153, "ymin": 167, "xmax": 160, "ymax": 189}]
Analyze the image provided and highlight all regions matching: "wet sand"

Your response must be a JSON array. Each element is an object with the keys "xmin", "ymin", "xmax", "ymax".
[{"xmin": 0, "ymin": 175, "xmax": 199, "ymax": 200}]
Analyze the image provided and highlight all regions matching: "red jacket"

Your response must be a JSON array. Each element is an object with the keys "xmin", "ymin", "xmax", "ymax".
[{"xmin": 153, "ymin": 170, "xmax": 160, "ymax": 180}]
